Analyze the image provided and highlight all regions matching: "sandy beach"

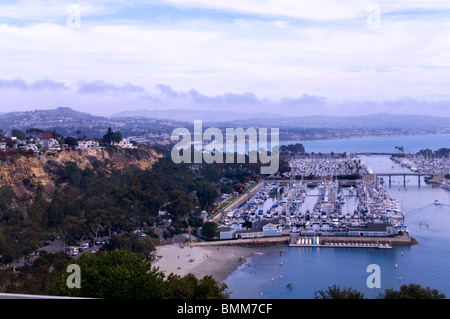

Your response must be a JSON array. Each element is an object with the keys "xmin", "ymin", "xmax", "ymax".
[{"xmin": 152, "ymin": 243, "xmax": 265, "ymax": 282}]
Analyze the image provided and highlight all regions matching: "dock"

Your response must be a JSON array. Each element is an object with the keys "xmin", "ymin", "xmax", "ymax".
[{"xmin": 289, "ymin": 233, "xmax": 415, "ymax": 248}]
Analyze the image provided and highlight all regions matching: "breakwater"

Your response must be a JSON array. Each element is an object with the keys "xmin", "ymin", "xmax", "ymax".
[{"xmin": 191, "ymin": 236, "xmax": 289, "ymax": 248}]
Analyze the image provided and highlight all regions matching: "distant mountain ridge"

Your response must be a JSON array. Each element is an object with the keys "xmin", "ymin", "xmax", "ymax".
[
  {"xmin": 111, "ymin": 108, "xmax": 284, "ymax": 122},
  {"xmin": 0, "ymin": 107, "xmax": 449, "ymax": 139}
]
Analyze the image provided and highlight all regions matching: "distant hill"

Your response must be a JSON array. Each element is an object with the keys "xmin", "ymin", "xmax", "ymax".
[
  {"xmin": 1, "ymin": 107, "xmax": 449, "ymax": 141},
  {"xmin": 111, "ymin": 109, "xmax": 284, "ymax": 123},
  {"xmin": 0, "ymin": 106, "xmax": 104, "ymax": 122},
  {"xmin": 218, "ymin": 113, "xmax": 450, "ymax": 130},
  {"xmin": 0, "ymin": 107, "xmax": 186, "ymax": 138}
]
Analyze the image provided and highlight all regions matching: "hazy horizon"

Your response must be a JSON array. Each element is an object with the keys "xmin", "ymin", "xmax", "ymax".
[{"xmin": 1, "ymin": 1, "xmax": 450, "ymax": 117}]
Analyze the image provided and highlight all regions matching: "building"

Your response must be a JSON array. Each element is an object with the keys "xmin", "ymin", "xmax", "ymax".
[
  {"xmin": 37, "ymin": 138, "xmax": 60, "ymax": 150},
  {"xmin": 0, "ymin": 142, "xmax": 6, "ymax": 150},
  {"xmin": 115, "ymin": 139, "xmax": 137, "ymax": 149},
  {"xmin": 253, "ymin": 220, "xmax": 282, "ymax": 237},
  {"xmin": 218, "ymin": 225, "xmax": 236, "ymax": 240},
  {"xmin": 25, "ymin": 144, "xmax": 39, "ymax": 152},
  {"xmin": 250, "ymin": 174, "xmax": 263, "ymax": 182},
  {"xmin": 235, "ymin": 229, "xmax": 264, "ymax": 239},
  {"xmin": 231, "ymin": 183, "xmax": 246, "ymax": 193},
  {"xmin": 347, "ymin": 222, "xmax": 394, "ymax": 237},
  {"xmin": 77, "ymin": 140, "xmax": 100, "ymax": 149}
]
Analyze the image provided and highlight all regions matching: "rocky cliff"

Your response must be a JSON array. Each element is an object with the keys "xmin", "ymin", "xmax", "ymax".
[{"xmin": 0, "ymin": 146, "xmax": 160, "ymax": 211}]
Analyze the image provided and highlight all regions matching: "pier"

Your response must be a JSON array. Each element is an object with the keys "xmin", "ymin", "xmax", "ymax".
[{"xmin": 289, "ymin": 233, "xmax": 415, "ymax": 248}]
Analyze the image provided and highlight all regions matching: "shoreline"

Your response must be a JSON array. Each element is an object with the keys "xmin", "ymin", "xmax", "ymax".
[
  {"xmin": 152, "ymin": 235, "xmax": 416, "ymax": 283},
  {"xmin": 152, "ymin": 243, "xmax": 271, "ymax": 283}
]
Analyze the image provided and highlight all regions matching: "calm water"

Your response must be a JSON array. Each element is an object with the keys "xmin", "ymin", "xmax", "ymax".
[
  {"xmin": 287, "ymin": 134, "xmax": 450, "ymax": 154},
  {"xmin": 224, "ymin": 135, "xmax": 450, "ymax": 299}
]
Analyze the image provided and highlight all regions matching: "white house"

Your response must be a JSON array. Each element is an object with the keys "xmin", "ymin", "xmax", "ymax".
[
  {"xmin": 25, "ymin": 144, "xmax": 39, "ymax": 152},
  {"xmin": 116, "ymin": 138, "xmax": 137, "ymax": 149},
  {"xmin": 0, "ymin": 142, "xmax": 6, "ymax": 150},
  {"xmin": 37, "ymin": 138, "xmax": 60, "ymax": 150},
  {"xmin": 77, "ymin": 140, "xmax": 100, "ymax": 149}
]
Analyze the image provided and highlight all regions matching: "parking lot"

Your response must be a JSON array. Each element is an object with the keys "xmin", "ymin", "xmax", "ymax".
[{"xmin": 38, "ymin": 236, "xmax": 110, "ymax": 259}]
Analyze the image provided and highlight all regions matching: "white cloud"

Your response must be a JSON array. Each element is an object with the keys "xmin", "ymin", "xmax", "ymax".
[{"xmin": 0, "ymin": 1, "xmax": 449, "ymax": 116}]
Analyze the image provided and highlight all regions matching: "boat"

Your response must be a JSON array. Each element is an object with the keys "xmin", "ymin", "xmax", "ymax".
[{"xmin": 434, "ymin": 200, "xmax": 439, "ymax": 205}]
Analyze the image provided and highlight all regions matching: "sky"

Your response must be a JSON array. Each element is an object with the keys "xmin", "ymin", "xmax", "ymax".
[{"xmin": 0, "ymin": 0, "xmax": 450, "ymax": 117}]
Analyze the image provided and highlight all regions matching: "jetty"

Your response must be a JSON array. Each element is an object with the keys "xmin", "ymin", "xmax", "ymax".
[{"xmin": 289, "ymin": 233, "xmax": 415, "ymax": 249}]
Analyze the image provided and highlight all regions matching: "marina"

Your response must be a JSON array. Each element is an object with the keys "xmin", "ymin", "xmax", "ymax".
[
  {"xmin": 224, "ymin": 145, "xmax": 450, "ymax": 299},
  {"xmin": 215, "ymin": 154, "xmax": 416, "ymax": 244}
]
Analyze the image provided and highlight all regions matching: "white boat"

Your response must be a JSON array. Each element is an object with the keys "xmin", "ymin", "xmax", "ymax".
[{"xmin": 434, "ymin": 200, "xmax": 439, "ymax": 205}]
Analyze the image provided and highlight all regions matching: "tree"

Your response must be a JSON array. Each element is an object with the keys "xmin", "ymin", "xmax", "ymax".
[
  {"xmin": 165, "ymin": 273, "xmax": 229, "ymax": 299},
  {"xmin": 395, "ymin": 146, "xmax": 404, "ymax": 153},
  {"xmin": 314, "ymin": 284, "xmax": 365, "ymax": 299},
  {"xmin": 26, "ymin": 128, "xmax": 43, "ymax": 138},
  {"xmin": 201, "ymin": 222, "xmax": 218, "ymax": 240},
  {"xmin": 53, "ymin": 249, "xmax": 167, "ymax": 298},
  {"xmin": 64, "ymin": 136, "xmax": 78, "ymax": 147},
  {"xmin": 220, "ymin": 185, "xmax": 233, "ymax": 194},
  {"xmin": 380, "ymin": 284, "xmax": 446, "ymax": 299},
  {"xmin": 103, "ymin": 127, "xmax": 122, "ymax": 145},
  {"xmin": 86, "ymin": 209, "xmax": 106, "ymax": 242},
  {"xmin": 4, "ymin": 137, "xmax": 14, "ymax": 148},
  {"xmin": 11, "ymin": 129, "xmax": 27, "ymax": 140},
  {"xmin": 315, "ymin": 284, "xmax": 446, "ymax": 299},
  {"xmin": 196, "ymin": 181, "xmax": 219, "ymax": 210}
]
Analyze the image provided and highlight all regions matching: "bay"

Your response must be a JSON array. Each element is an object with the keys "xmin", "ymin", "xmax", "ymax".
[
  {"xmin": 286, "ymin": 133, "xmax": 450, "ymax": 154},
  {"xmin": 224, "ymin": 134, "xmax": 450, "ymax": 299}
]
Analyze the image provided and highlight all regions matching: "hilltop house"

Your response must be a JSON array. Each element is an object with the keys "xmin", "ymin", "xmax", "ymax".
[
  {"xmin": 77, "ymin": 140, "xmax": 100, "ymax": 149},
  {"xmin": 37, "ymin": 138, "xmax": 60, "ymax": 150},
  {"xmin": 115, "ymin": 138, "xmax": 137, "ymax": 149}
]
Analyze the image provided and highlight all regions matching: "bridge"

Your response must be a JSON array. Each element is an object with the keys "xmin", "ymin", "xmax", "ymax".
[
  {"xmin": 351, "ymin": 152, "xmax": 406, "ymax": 156},
  {"xmin": 371, "ymin": 172, "xmax": 434, "ymax": 185},
  {"xmin": 266, "ymin": 172, "xmax": 441, "ymax": 186}
]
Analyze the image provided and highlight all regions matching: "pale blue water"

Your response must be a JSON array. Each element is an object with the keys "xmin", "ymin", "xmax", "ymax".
[
  {"xmin": 224, "ymin": 135, "xmax": 450, "ymax": 299},
  {"xmin": 287, "ymin": 134, "xmax": 450, "ymax": 154}
]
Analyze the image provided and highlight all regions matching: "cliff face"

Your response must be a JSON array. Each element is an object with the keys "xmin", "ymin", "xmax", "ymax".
[
  {"xmin": 0, "ymin": 147, "xmax": 160, "ymax": 211},
  {"xmin": 40, "ymin": 147, "xmax": 159, "ymax": 172}
]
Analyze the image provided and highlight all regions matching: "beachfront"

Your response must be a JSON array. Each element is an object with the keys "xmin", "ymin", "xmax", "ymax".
[
  {"xmin": 152, "ymin": 236, "xmax": 288, "ymax": 282},
  {"xmin": 152, "ymin": 243, "xmax": 259, "ymax": 282}
]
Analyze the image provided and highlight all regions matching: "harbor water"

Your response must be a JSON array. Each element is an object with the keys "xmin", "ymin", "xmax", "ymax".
[{"xmin": 224, "ymin": 134, "xmax": 450, "ymax": 299}]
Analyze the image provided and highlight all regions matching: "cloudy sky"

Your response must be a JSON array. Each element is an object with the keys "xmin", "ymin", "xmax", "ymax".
[{"xmin": 1, "ymin": 0, "xmax": 450, "ymax": 117}]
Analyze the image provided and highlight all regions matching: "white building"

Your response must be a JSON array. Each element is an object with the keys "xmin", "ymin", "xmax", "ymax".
[
  {"xmin": 25, "ymin": 144, "xmax": 39, "ymax": 152},
  {"xmin": 116, "ymin": 138, "xmax": 137, "ymax": 149},
  {"xmin": 77, "ymin": 140, "xmax": 100, "ymax": 149},
  {"xmin": 37, "ymin": 138, "xmax": 60, "ymax": 150}
]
